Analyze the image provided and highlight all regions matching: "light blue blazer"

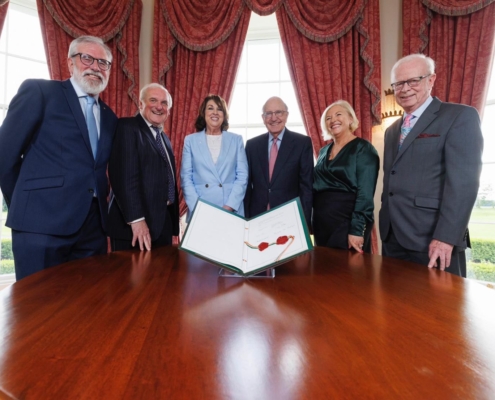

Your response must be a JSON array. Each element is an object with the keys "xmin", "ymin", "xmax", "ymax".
[{"xmin": 181, "ymin": 130, "xmax": 248, "ymax": 221}]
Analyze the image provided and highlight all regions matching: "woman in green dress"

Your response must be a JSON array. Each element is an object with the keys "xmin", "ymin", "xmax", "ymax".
[{"xmin": 313, "ymin": 100, "xmax": 379, "ymax": 253}]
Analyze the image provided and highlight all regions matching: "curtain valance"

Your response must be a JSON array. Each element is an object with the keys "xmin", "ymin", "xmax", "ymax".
[
  {"xmin": 161, "ymin": 0, "xmax": 245, "ymax": 51},
  {"xmin": 422, "ymin": 0, "xmax": 495, "ymax": 15},
  {"xmin": 244, "ymin": 0, "xmax": 284, "ymax": 16},
  {"xmin": 283, "ymin": 0, "xmax": 366, "ymax": 43},
  {"xmin": 42, "ymin": 0, "xmax": 135, "ymax": 41}
]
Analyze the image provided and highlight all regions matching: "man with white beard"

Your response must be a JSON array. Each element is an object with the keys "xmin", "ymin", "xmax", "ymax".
[{"xmin": 0, "ymin": 36, "xmax": 118, "ymax": 280}]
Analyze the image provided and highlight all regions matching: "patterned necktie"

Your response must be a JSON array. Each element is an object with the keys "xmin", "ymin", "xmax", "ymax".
[
  {"xmin": 151, "ymin": 126, "xmax": 175, "ymax": 203},
  {"xmin": 269, "ymin": 137, "xmax": 278, "ymax": 181},
  {"xmin": 85, "ymin": 96, "xmax": 98, "ymax": 159},
  {"xmin": 398, "ymin": 114, "xmax": 414, "ymax": 149}
]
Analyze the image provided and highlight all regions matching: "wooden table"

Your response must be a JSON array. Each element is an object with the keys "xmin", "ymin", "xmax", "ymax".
[{"xmin": 0, "ymin": 247, "xmax": 494, "ymax": 399}]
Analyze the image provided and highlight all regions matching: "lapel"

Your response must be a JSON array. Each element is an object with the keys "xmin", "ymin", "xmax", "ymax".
[
  {"xmin": 270, "ymin": 129, "xmax": 294, "ymax": 184},
  {"xmin": 97, "ymin": 100, "xmax": 113, "ymax": 163},
  {"xmin": 62, "ymin": 80, "xmax": 93, "ymax": 159},
  {"xmin": 215, "ymin": 131, "xmax": 233, "ymax": 175},
  {"xmin": 136, "ymin": 113, "xmax": 165, "ymax": 162},
  {"xmin": 257, "ymin": 133, "xmax": 270, "ymax": 185},
  {"xmin": 161, "ymin": 131, "xmax": 177, "ymax": 174},
  {"xmin": 197, "ymin": 130, "xmax": 221, "ymax": 181},
  {"xmin": 394, "ymin": 97, "xmax": 441, "ymax": 164}
]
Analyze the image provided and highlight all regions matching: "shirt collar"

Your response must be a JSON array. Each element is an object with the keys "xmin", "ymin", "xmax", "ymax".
[
  {"xmin": 406, "ymin": 95, "xmax": 433, "ymax": 119},
  {"xmin": 270, "ymin": 128, "xmax": 286, "ymax": 142},
  {"xmin": 140, "ymin": 113, "xmax": 162, "ymax": 131},
  {"xmin": 70, "ymin": 77, "xmax": 99, "ymax": 103}
]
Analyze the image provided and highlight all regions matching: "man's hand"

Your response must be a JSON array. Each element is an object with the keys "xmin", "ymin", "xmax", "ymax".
[
  {"xmin": 428, "ymin": 239, "xmax": 453, "ymax": 270},
  {"xmin": 348, "ymin": 235, "xmax": 364, "ymax": 253},
  {"xmin": 222, "ymin": 205, "xmax": 234, "ymax": 212},
  {"xmin": 130, "ymin": 220, "xmax": 151, "ymax": 251}
]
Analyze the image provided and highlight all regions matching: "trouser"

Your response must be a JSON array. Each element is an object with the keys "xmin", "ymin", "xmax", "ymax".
[{"xmin": 12, "ymin": 198, "xmax": 107, "ymax": 281}]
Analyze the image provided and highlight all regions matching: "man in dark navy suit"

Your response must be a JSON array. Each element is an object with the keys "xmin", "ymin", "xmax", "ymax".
[
  {"xmin": 244, "ymin": 96, "xmax": 313, "ymax": 227},
  {"xmin": 0, "ymin": 36, "xmax": 118, "ymax": 280},
  {"xmin": 107, "ymin": 83, "xmax": 179, "ymax": 251}
]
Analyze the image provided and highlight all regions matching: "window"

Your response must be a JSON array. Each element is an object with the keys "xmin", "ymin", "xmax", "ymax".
[
  {"xmin": 229, "ymin": 13, "xmax": 306, "ymax": 142},
  {"xmin": 468, "ymin": 67, "xmax": 495, "ymax": 283},
  {"xmin": 0, "ymin": 0, "xmax": 49, "ymax": 278}
]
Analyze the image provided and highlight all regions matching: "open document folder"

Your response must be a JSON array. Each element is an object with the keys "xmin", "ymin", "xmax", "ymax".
[{"xmin": 179, "ymin": 198, "xmax": 313, "ymax": 276}]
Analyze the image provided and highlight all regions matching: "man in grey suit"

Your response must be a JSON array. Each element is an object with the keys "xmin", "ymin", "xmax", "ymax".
[{"xmin": 380, "ymin": 54, "xmax": 483, "ymax": 277}]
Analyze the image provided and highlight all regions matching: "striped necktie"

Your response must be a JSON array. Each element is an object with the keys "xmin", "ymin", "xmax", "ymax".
[
  {"xmin": 398, "ymin": 114, "xmax": 414, "ymax": 149},
  {"xmin": 85, "ymin": 96, "xmax": 98, "ymax": 159}
]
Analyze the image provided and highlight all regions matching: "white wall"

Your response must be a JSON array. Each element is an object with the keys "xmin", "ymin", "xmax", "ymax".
[{"xmin": 373, "ymin": 0, "xmax": 402, "ymax": 251}]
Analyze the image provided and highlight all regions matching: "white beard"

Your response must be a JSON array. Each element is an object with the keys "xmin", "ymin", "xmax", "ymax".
[{"xmin": 72, "ymin": 65, "xmax": 109, "ymax": 95}]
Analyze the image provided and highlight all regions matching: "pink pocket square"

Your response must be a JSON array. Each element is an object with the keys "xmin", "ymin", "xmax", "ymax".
[{"xmin": 417, "ymin": 133, "xmax": 440, "ymax": 139}]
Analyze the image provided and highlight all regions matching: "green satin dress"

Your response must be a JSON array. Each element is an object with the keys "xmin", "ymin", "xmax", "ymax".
[{"xmin": 313, "ymin": 137, "xmax": 379, "ymax": 249}]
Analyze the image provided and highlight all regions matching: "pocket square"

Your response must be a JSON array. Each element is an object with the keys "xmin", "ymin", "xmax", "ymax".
[{"xmin": 417, "ymin": 133, "xmax": 440, "ymax": 139}]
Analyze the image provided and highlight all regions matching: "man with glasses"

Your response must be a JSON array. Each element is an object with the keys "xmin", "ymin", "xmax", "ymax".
[
  {"xmin": 244, "ymin": 96, "xmax": 313, "ymax": 227},
  {"xmin": 0, "ymin": 36, "xmax": 117, "ymax": 280},
  {"xmin": 380, "ymin": 54, "xmax": 483, "ymax": 277}
]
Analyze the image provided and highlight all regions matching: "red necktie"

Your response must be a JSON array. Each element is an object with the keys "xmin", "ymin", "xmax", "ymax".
[{"xmin": 269, "ymin": 137, "xmax": 278, "ymax": 181}]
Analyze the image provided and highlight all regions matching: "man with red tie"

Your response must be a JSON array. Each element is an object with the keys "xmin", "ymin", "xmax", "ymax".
[{"xmin": 244, "ymin": 96, "xmax": 313, "ymax": 227}]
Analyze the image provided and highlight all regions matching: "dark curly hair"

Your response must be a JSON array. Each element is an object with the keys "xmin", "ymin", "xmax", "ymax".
[{"xmin": 195, "ymin": 94, "xmax": 229, "ymax": 132}]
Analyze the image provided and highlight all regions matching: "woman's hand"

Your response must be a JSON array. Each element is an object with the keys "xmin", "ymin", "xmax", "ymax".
[{"xmin": 348, "ymin": 234, "xmax": 364, "ymax": 253}]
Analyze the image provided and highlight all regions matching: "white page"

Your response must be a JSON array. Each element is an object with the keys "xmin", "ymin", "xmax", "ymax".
[
  {"xmin": 181, "ymin": 201, "xmax": 246, "ymax": 269},
  {"xmin": 242, "ymin": 201, "xmax": 309, "ymax": 273}
]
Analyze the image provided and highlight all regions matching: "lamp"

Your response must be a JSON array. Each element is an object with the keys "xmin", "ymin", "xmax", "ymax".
[{"xmin": 381, "ymin": 88, "xmax": 403, "ymax": 119}]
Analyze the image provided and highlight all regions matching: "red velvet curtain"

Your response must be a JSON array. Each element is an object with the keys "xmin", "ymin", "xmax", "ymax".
[
  {"xmin": 403, "ymin": 0, "xmax": 495, "ymax": 113},
  {"xmin": 153, "ymin": 0, "xmax": 251, "ymax": 218},
  {"xmin": 273, "ymin": 0, "xmax": 381, "ymax": 254},
  {"xmin": 36, "ymin": 0, "xmax": 142, "ymax": 117},
  {"xmin": 275, "ymin": 0, "xmax": 381, "ymax": 155},
  {"xmin": 0, "ymin": 0, "xmax": 8, "ymax": 37}
]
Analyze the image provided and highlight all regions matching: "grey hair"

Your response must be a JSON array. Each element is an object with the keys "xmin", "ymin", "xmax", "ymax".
[
  {"xmin": 68, "ymin": 36, "xmax": 112, "ymax": 62},
  {"xmin": 140, "ymin": 83, "xmax": 173, "ymax": 109},
  {"xmin": 391, "ymin": 54, "xmax": 435, "ymax": 82},
  {"xmin": 320, "ymin": 100, "xmax": 359, "ymax": 140},
  {"xmin": 261, "ymin": 96, "xmax": 288, "ymax": 113}
]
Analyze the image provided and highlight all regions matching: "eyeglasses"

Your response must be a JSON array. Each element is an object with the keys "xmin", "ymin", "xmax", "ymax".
[
  {"xmin": 263, "ymin": 110, "xmax": 287, "ymax": 119},
  {"xmin": 391, "ymin": 75, "xmax": 431, "ymax": 91},
  {"xmin": 71, "ymin": 53, "xmax": 112, "ymax": 71}
]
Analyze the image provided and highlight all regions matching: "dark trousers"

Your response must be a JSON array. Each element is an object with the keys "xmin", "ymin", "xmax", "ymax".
[
  {"xmin": 110, "ymin": 208, "xmax": 173, "ymax": 251},
  {"xmin": 313, "ymin": 191, "xmax": 373, "ymax": 253},
  {"xmin": 382, "ymin": 227, "xmax": 466, "ymax": 277},
  {"xmin": 12, "ymin": 198, "xmax": 107, "ymax": 281}
]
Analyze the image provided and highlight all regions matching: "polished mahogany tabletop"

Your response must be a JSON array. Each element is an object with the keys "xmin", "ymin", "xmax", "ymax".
[{"xmin": 0, "ymin": 246, "xmax": 494, "ymax": 399}]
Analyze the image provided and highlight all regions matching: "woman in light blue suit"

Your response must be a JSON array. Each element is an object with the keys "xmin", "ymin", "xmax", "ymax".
[{"xmin": 181, "ymin": 95, "xmax": 248, "ymax": 221}]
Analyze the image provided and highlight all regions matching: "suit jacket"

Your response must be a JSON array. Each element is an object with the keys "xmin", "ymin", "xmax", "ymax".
[
  {"xmin": 0, "ymin": 79, "xmax": 117, "ymax": 235},
  {"xmin": 107, "ymin": 114, "xmax": 179, "ymax": 241},
  {"xmin": 379, "ymin": 97, "xmax": 483, "ymax": 252},
  {"xmin": 244, "ymin": 128, "xmax": 314, "ymax": 226},
  {"xmin": 181, "ymin": 130, "xmax": 248, "ymax": 221}
]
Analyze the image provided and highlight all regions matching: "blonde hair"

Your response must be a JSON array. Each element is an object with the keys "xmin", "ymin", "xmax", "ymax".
[{"xmin": 320, "ymin": 100, "xmax": 359, "ymax": 140}]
